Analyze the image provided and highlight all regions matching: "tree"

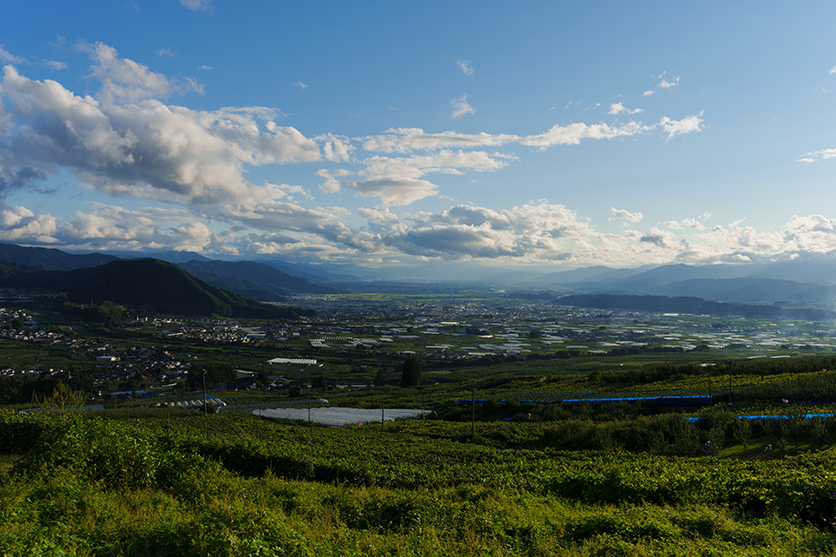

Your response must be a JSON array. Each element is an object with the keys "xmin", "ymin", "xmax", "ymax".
[
  {"xmin": 188, "ymin": 364, "xmax": 236, "ymax": 389},
  {"xmin": 83, "ymin": 301, "xmax": 125, "ymax": 327},
  {"xmin": 401, "ymin": 358, "xmax": 422, "ymax": 387},
  {"xmin": 311, "ymin": 373, "xmax": 327, "ymax": 389}
]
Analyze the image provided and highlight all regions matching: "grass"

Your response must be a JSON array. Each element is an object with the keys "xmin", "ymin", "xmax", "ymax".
[{"xmin": 6, "ymin": 395, "xmax": 836, "ymax": 555}]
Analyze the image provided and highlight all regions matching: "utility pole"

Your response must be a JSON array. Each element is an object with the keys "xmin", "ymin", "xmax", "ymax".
[
  {"xmin": 727, "ymin": 360, "xmax": 734, "ymax": 404},
  {"xmin": 728, "ymin": 372, "xmax": 732, "ymax": 404},
  {"xmin": 471, "ymin": 383, "xmax": 476, "ymax": 442},
  {"xmin": 203, "ymin": 370, "xmax": 207, "ymax": 417},
  {"xmin": 708, "ymin": 368, "xmax": 712, "ymax": 400}
]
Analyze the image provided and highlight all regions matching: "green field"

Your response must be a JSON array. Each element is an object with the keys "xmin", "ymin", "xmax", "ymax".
[{"xmin": 6, "ymin": 293, "xmax": 836, "ymax": 554}]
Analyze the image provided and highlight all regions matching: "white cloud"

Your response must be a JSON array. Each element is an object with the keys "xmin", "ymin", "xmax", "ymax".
[
  {"xmin": 358, "ymin": 206, "xmax": 400, "ymax": 225},
  {"xmin": 0, "ymin": 45, "xmax": 26, "ymax": 65},
  {"xmin": 830, "ymin": 65, "xmax": 836, "ymax": 75},
  {"xmin": 681, "ymin": 218, "xmax": 705, "ymax": 230},
  {"xmin": 611, "ymin": 207, "xmax": 643, "ymax": 223},
  {"xmin": 362, "ymin": 114, "xmax": 703, "ymax": 154},
  {"xmin": 642, "ymin": 90, "xmax": 655, "ymax": 97},
  {"xmin": 640, "ymin": 227, "xmax": 679, "ymax": 249},
  {"xmin": 319, "ymin": 177, "xmax": 341, "ymax": 194},
  {"xmin": 198, "ymin": 65, "xmax": 212, "ymax": 71},
  {"xmin": 457, "ymin": 59, "xmax": 474, "ymax": 76},
  {"xmin": 664, "ymin": 220, "xmax": 682, "ymax": 229},
  {"xmin": 0, "ymin": 45, "xmax": 719, "ymax": 263},
  {"xmin": 659, "ymin": 111, "xmax": 703, "ymax": 140},
  {"xmin": 0, "ymin": 61, "xmax": 320, "ymax": 205},
  {"xmin": 659, "ymin": 77, "xmax": 679, "ymax": 89},
  {"xmin": 179, "ymin": 0, "xmax": 214, "ymax": 11},
  {"xmin": 78, "ymin": 41, "xmax": 202, "ymax": 103},
  {"xmin": 608, "ymin": 102, "xmax": 642, "ymax": 115},
  {"xmin": 156, "ymin": 48, "xmax": 176, "ymax": 58},
  {"xmin": 316, "ymin": 134, "xmax": 353, "ymax": 162},
  {"xmin": 450, "ymin": 94, "xmax": 475, "ymax": 118},
  {"xmin": 344, "ymin": 178, "xmax": 439, "ymax": 206},
  {"xmin": 294, "ymin": 82, "xmax": 308, "ymax": 90},
  {"xmin": 39, "ymin": 59, "xmax": 67, "ymax": 70},
  {"xmin": 796, "ymin": 148, "xmax": 836, "ymax": 163}
]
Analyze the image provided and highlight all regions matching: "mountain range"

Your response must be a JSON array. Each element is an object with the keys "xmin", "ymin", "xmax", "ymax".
[
  {"xmin": 4, "ymin": 242, "xmax": 836, "ymax": 313},
  {"xmin": 0, "ymin": 243, "xmax": 343, "ymax": 302}
]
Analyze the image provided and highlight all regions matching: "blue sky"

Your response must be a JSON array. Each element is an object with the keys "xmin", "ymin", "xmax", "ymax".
[{"xmin": 1, "ymin": 0, "xmax": 835, "ymax": 269}]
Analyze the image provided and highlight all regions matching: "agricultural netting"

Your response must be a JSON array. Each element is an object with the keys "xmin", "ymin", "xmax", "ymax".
[{"xmin": 255, "ymin": 406, "xmax": 429, "ymax": 427}]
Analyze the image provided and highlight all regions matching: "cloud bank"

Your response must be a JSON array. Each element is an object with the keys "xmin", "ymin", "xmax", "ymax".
[{"xmin": 0, "ymin": 41, "xmax": 794, "ymax": 269}]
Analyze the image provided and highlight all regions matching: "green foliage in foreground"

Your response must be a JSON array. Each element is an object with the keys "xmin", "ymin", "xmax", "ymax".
[{"xmin": 3, "ymin": 408, "xmax": 836, "ymax": 555}]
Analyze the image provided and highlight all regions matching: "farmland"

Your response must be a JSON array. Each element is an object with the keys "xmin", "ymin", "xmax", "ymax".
[{"xmin": 4, "ymin": 289, "xmax": 836, "ymax": 554}]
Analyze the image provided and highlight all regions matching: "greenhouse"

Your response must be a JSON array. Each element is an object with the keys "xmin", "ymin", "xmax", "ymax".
[{"xmin": 254, "ymin": 406, "xmax": 430, "ymax": 427}]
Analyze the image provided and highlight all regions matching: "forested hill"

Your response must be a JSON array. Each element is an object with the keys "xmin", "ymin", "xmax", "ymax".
[
  {"xmin": 64, "ymin": 259, "xmax": 314, "ymax": 319},
  {"xmin": 556, "ymin": 294, "xmax": 831, "ymax": 320}
]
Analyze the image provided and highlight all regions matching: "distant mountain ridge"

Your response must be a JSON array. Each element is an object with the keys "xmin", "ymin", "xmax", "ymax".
[
  {"xmin": 0, "ymin": 243, "xmax": 347, "ymax": 298},
  {"xmin": 557, "ymin": 294, "xmax": 830, "ymax": 320},
  {"xmin": 177, "ymin": 260, "xmax": 343, "ymax": 301},
  {"xmin": 0, "ymin": 243, "xmax": 118, "ymax": 271}
]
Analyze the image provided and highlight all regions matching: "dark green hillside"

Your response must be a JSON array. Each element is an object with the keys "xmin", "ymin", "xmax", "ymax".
[
  {"xmin": 178, "ymin": 259, "xmax": 344, "ymax": 300},
  {"xmin": 0, "ymin": 264, "xmax": 101, "ymax": 291},
  {"xmin": 0, "ymin": 259, "xmax": 46, "ymax": 279},
  {"xmin": 67, "ymin": 259, "xmax": 311, "ymax": 318}
]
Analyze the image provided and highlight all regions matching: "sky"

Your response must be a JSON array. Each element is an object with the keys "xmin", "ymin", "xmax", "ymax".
[{"xmin": 1, "ymin": 1, "xmax": 836, "ymax": 271}]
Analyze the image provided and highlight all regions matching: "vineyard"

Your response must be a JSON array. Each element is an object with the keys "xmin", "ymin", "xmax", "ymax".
[{"xmin": 4, "ymin": 393, "xmax": 836, "ymax": 555}]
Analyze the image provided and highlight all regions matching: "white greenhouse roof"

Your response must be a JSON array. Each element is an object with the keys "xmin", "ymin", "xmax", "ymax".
[{"xmin": 254, "ymin": 406, "xmax": 429, "ymax": 427}]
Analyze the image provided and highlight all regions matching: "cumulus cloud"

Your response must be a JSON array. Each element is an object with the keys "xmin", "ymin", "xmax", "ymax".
[
  {"xmin": 0, "ymin": 203, "xmax": 59, "ymax": 243},
  {"xmin": 358, "ymin": 206, "xmax": 400, "ymax": 225},
  {"xmin": 608, "ymin": 102, "xmax": 642, "ymax": 115},
  {"xmin": 642, "ymin": 90, "xmax": 655, "ymax": 97},
  {"xmin": 77, "ymin": 41, "xmax": 202, "ymax": 103},
  {"xmin": 0, "ymin": 43, "xmax": 717, "ymax": 263},
  {"xmin": 344, "ymin": 178, "xmax": 439, "ymax": 206},
  {"xmin": 660, "ymin": 111, "xmax": 703, "ymax": 140},
  {"xmin": 0, "ymin": 62, "xmax": 320, "ymax": 205},
  {"xmin": 317, "ymin": 134, "xmax": 353, "ymax": 162},
  {"xmin": 611, "ymin": 208, "xmax": 643, "ymax": 223},
  {"xmin": 378, "ymin": 202, "xmax": 594, "ymax": 260},
  {"xmin": 450, "ymin": 94, "xmax": 475, "ymax": 118},
  {"xmin": 457, "ymin": 59, "xmax": 474, "ymax": 76},
  {"xmin": 0, "ymin": 167, "xmax": 53, "ymax": 197},
  {"xmin": 659, "ymin": 77, "xmax": 679, "ymax": 89},
  {"xmin": 682, "ymin": 218, "xmax": 705, "ymax": 230},
  {"xmin": 640, "ymin": 227, "xmax": 679, "ymax": 249},
  {"xmin": 339, "ymin": 150, "xmax": 511, "ymax": 205},
  {"xmin": 0, "ymin": 46, "xmax": 26, "ymax": 65},
  {"xmin": 319, "ymin": 177, "xmax": 341, "ymax": 194}
]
